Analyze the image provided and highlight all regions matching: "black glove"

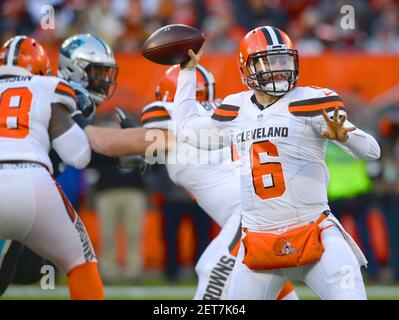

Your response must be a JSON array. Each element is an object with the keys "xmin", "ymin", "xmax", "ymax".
[
  {"xmin": 115, "ymin": 107, "xmax": 135, "ymax": 128},
  {"xmin": 71, "ymin": 82, "xmax": 97, "ymax": 124},
  {"xmin": 71, "ymin": 111, "xmax": 90, "ymax": 129},
  {"xmin": 118, "ymin": 154, "xmax": 149, "ymax": 174}
]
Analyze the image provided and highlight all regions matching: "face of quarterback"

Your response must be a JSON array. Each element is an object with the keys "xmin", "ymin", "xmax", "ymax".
[
  {"xmin": 252, "ymin": 54, "xmax": 294, "ymax": 84},
  {"xmin": 248, "ymin": 53, "xmax": 296, "ymax": 96}
]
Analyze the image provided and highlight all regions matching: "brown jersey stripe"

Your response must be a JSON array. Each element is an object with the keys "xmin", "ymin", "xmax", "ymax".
[
  {"xmin": 141, "ymin": 109, "xmax": 170, "ymax": 122},
  {"xmin": 141, "ymin": 115, "xmax": 171, "ymax": 125},
  {"xmin": 141, "ymin": 105, "xmax": 168, "ymax": 115},
  {"xmin": 55, "ymin": 180, "xmax": 76, "ymax": 222},
  {"xmin": 211, "ymin": 113, "xmax": 237, "ymax": 122},
  {"xmin": 217, "ymin": 104, "xmax": 240, "ymax": 112},
  {"xmin": 290, "ymin": 106, "xmax": 346, "ymax": 117},
  {"xmin": 289, "ymin": 95, "xmax": 342, "ymax": 107},
  {"xmin": 228, "ymin": 224, "xmax": 242, "ymax": 257}
]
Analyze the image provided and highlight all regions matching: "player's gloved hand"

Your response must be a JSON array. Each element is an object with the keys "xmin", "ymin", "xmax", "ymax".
[
  {"xmin": 118, "ymin": 154, "xmax": 149, "ymax": 174},
  {"xmin": 71, "ymin": 110, "xmax": 90, "ymax": 129},
  {"xmin": 115, "ymin": 107, "xmax": 135, "ymax": 128},
  {"xmin": 70, "ymin": 82, "xmax": 97, "ymax": 125}
]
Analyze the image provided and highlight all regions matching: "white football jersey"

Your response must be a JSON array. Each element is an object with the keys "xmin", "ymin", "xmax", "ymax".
[
  {"xmin": 141, "ymin": 99, "xmax": 240, "ymax": 226},
  {"xmin": 0, "ymin": 75, "xmax": 76, "ymax": 173},
  {"xmin": 141, "ymin": 99, "xmax": 234, "ymax": 182},
  {"xmin": 173, "ymin": 70, "xmax": 380, "ymax": 230}
]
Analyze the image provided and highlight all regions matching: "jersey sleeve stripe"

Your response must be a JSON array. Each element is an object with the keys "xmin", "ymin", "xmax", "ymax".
[
  {"xmin": 288, "ymin": 100, "xmax": 345, "ymax": 113},
  {"xmin": 211, "ymin": 113, "xmax": 237, "ymax": 122},
  {"xmin": 217, "ymin": 104, "xmax": 240, "ymax": 112},
  {"xmin": 141, "ymin": 115, "xmax": 171, "ymax": 125},
  {"xmin": 141, "ymin": 109, "xmax": 171, "ymax": 125},
  {"xmin": 213, "ymin": 108, "xmax": 239, "ymax": 117},
  {"xmin": 288, "ymin": 95, "xmax": 342, "ymax": 107},
  {"xmin": 290, "ymin": 106, "xmax": 346, "ymax": 117},
  {"xmin": 55, "ymin": 83, "xmax": 76, "ymax": 99}
]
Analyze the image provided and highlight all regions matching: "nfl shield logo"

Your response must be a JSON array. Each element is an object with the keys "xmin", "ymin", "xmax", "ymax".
[{"xmin": 257, "ymin": 114, "xmax": 263, "ymax": 122}]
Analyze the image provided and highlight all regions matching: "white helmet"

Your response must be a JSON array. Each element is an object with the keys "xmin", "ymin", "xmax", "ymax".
[{"xmin": 58, "ymin": 34, "xmax": 118, "ymax": 105}]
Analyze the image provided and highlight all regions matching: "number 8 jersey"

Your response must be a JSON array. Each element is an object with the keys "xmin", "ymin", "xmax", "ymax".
[
  {"xmin": 173, "ymin": 70, "xmax": 380, "ymax": 231},
  {"xmin": 0, "ymin": 75, "xmax": 76, "ymax": 173}
]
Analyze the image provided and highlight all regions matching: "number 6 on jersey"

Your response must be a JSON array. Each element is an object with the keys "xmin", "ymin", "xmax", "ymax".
[{"xmin": 250, "ymin": 140, "xmax": 286, "ymax": 200}]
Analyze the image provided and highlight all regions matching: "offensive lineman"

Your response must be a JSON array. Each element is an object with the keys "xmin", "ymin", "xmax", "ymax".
[
  {"xmin": 0, "ymin": 35, "xmax": 103, "ymax": 300},
  {"xmin": 172, "ymin": 26, "xmax": 381, "ymax": 300}
]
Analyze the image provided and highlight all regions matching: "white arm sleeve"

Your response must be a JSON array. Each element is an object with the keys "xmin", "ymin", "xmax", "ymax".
[
  {"xmin": 52, "ymin": 124, "xmax": 91, "ymax": 169},
  {"xmin": 335, "ymin": 122, "xmax": 381, "ymax": 160},
  {"xmin": 311, "ymin": 111, "xmax": 381, "ymax": 160},
  {"xmin": 173, "ymin": 69, "xmax": 231, "ymax": 150}
]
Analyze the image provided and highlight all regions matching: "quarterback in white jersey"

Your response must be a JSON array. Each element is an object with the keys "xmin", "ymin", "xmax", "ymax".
[
  {"xmin": 140, "ymin": 64, "xmax": 297, "ymax": 300},
  {"xmin": 173, "ymin": 26, "xmax": 380, "ymax": 299},
  {"xmin": 0, "ymin": 36, "xmax": 103, "ymax": 299}
]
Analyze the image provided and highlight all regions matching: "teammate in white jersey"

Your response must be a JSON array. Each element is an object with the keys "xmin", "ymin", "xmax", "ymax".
[
  {"xmin": 142, "ymin": 64, "xmax": 244, "ymax": 299},
  {"xmin": 0, "ymin": 35, "xmax": 103, "ymax": 299},
  {"xmin": 172, "ymin": 26, "xmax": 381, "ymax": 300}
]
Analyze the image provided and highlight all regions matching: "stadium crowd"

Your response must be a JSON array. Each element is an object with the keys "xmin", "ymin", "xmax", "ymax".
[{"xmin": 1, "ymin": 0, "xmax": 399, "ymax": 54}]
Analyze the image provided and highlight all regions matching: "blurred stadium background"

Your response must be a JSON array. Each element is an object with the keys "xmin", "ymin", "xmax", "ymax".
[{"xmin": 2, "ymin": 0, "xmax": 399, "ymax": 299}]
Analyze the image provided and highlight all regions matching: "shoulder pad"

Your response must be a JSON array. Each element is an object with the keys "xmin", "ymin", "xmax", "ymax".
[
  {"xmin": 141, "ymin": 103, "xmax": 171, "ymax": 125},
  {"xmin": 211, "ymin": 104, "xmax": 240, "ymax": 122},
  {"xmin": 289, "ymin": 87, "xmax": 345, "ymax": 117},
  {"xmin": 54, "ymin": 79, "xmax": 76, "ymax": 100}
]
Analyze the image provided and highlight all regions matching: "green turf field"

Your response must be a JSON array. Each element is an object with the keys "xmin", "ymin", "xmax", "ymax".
[{"xmin": 2, "ymin": 284, "xmax": 399, "ymax": 300}]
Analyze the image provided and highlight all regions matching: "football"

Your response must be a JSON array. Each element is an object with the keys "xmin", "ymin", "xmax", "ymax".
[{"xmin": 141, "ymin": 24, "xmax": 205, "ymax": 65}]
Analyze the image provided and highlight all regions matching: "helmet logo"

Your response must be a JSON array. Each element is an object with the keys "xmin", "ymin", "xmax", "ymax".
[
  {"xmin": 61, "ymin": 38, "xmax": 84, "ymax": 58},
  {"xmin": 273, "ymin": 239, "xmax": 297, "ymax": 256}
]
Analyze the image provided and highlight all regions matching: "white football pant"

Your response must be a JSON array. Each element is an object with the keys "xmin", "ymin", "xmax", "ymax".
[{"xmin": 0, "ymin": 166, "xmax": 96, "ymax": 274}]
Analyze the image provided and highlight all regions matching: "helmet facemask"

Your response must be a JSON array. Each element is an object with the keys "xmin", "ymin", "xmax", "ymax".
[
  {"xmin": 85, "ymin": 62, "xmax": 118, "ymax": 104},
  {"xmin": 58, "ymin": 34, "xmax": 118, "ymax": 106},
  {"xmin": 246, "ymin": 49, "xmax": 298, "ymax": 96}
]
